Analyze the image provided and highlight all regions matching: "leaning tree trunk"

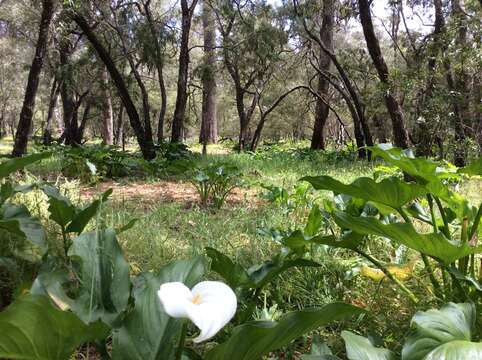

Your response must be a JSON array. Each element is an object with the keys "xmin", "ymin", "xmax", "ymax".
[
  {"xmin": 12, "ymin": 0, "xmax": 54, "ymax": 157},
  {"xmin": 358, "ymin": 0, "xmax": 409, "ymax": 149},
  {"xmin": 200, "ymin": 0, "xmax": 218, "ymax": 146},
  {"xmin": 115, "ymin": 105, "xmax": 124, "ymax": 146},
  {"xmin": 311, "ymin": 0, "xmax": 334, "ymax": 150},
  {"xmin": 71, "ymin": 12, "xmax": 155, "ymax": 159},
  {"xmin": 171, "ymin": 0, "xmax": 198, "ymax": 143},
  {"xmin": 100, "ymin": 67, "xmax": 114, "ymax": 145}
]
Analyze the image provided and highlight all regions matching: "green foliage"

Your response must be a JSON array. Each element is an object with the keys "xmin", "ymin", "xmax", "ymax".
[
  {"xmin": 402, "ymin": 303, "xmax": 480, "ymax": 360},
  {"xmin": 301, "ymin": 145, "xmax": 482, "ymax": 302},
  {"xmin": 112, "ymin": 257, "xmax": 207, "ymax": 360},
  {"xmin": 68, "ymin": 229, "xmax": 130, "ymax": 325},
  {"xmin": 59, "ymin": 145, "xmax": 147, "ymax": 182},
  {"xmin": 0, "ymin": 294, "xmax": 108, "ymax": 360},
  {"xmin": 191, "ymin": 162, "xmax": 241, "ymax": 208},
  {"xmin": 206, "ymin": 303, "xmax": 364, "ymax": 360},
  {"xmin": 304, "ymin": 302, "xmax": 481, "ymax": 360},
  {"xmin": 0, "ymin": 152, "xmax": 52, "ymax": 179},
  {"xmin": 342, "ymin": 331, "xmax": 396, "ymax": 360}
]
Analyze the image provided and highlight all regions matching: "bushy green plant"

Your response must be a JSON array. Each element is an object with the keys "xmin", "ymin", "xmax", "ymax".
[
  {"xmin": 303, "ymin": 302, "xmax": 482, "ymax": 360},
  {"xmin": 299, "ymin": 145, "xmax": 482, "ymax": 304},
  {"xmin": 0, "ymin": 219, "xmax": 362, "ymax": 360},
  {"xmin": 156, "ymin": 141, "xmax": 193, "ymax": 161},
  {"xmin": 191, "ymin": 162, "xmax": 241, "ymax": 208},
  {"xmin": 59, "ymin": 144, "xmax": 152, "ymax": 182},
  {"xmin": 0, "ymin": 153, "xmax": 51, "ymax": 308}
]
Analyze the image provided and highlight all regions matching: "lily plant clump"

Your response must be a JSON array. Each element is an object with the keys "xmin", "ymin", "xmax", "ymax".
[{"xmin": 0, "ymin": 152, "xmax": 363, "ymax": 360}]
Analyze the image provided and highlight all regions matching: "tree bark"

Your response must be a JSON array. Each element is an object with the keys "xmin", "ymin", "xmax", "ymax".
[
  {"xmin": 294, "ymin": 0, "xmax": 371, "ymax": 158},
  {"xmin": 414, "ymin": 0, "xmax": 445, "ymax": 157},
  {"xmin": 115, "ymin": 105, "xmax": 124, "ymax": 146},
  {"xmin": 200, "ymin": 0, "xmax": 218, "ymax": 146},
  {"xmin": 171, "ymin": 0, "xmax": 198, "ymax": 142},
  {"xmin": 143, "ymin": 0, "xmax": 167, "ymax": 143},
  {"xmin": 12, "ymin": 0, "xmax": 54, "ymax": 156},
  {"xmin": 71, "ymin": 12, "xmax": 155, "ymax": 159},
  {"xmin": 59, "ymin": 37, "xmax": 76, "ymax": 145},
  {"xmin": 474, "ymin": 73, "xmax": 482, "ymax": 155},
  {"xmin": 311, "ymin": 0, "xmax": 334, "ymax": 150},
  {"xmin": 43, "ymin": 77, "xmax": 61, "ymax": 145},
  {"xmin": 450, "ymin": 0, "xmax": 467, "ymax": 166},
  {"xmin": 75, "ymin": 96, "xmax": 91, "ymax": 144},
  {"xmin": 358, "ymin": 0, "xmax": 409, "ymax": 149},
  {"xmin": 100, "ymin": 67, "xmax": 114, "ymax": 145}
]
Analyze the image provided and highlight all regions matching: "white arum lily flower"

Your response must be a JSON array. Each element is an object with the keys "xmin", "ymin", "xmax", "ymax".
[{"xmin": 157, "ymin": 281, "xmax": 237, "ymax": 343}]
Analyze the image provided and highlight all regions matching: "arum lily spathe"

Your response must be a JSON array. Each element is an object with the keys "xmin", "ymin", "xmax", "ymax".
[{"xmin": 157, "ymin": 281, "xmax": 237, "ymax": 343}]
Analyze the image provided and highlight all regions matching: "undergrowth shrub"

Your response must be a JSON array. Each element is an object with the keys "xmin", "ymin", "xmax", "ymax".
[{"xmin": 190, "ymin": 162, "xmax": 241, "ymax": 208}]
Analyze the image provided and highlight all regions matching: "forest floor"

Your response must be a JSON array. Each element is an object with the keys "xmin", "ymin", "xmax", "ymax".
[{"xmin": 1, "ymin": 138, "xmax": 481, "ymax": 358}]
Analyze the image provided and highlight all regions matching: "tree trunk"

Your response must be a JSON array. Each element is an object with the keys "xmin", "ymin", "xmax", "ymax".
[
  {"xmin": 311, "ymin": 0, "xmax": 334, "ymax": 150},
  {"xmin": 75, "ymin": 97, "xmax": 91, "ymax": 144},
  {"xmin": 71, "ymin": 12, "xmax": 155, "ymax": 159},
  {"xmin": 450, "ymin": 0, "xmax": 467, "ymax": 166},
  {"xmin": 43, "ymin": 77, "xmax": 61, "ymax": 145},
  {"xmin": 171, "ymin": 0, "xmax": 198, "ymax": 142},
  {"xmin": 12, "ymin": 0, "xmax": 54, "ymax": 156},
  {"xmin": 358, "ymin": 0, "xmax": 409, "ymax": 149},
  {"xmin": 143, "ymin": 0, "xmax": 167, "ymax": 144},
  {"xmin": 474, "ymin": 73, "xmax": 482, "ymax": 155},
  {"xmin": 414, "ymin": 0, "xmax": 445, "ymax": 157},
  {"xmin": 200, "ymin": 0, "xmax": 218, "ymax": 146},
  {"xmin": 100, "ymin": 67, "xmax": 114, "ymax": 145},
  {"xmin": 115, "ymin": 105, "xmax": 124, "ymax": 146},
  {"xmin": 59, "ymin": 38, "xmax": 77, "ymax": 146},
  {"xmin": 157, "ymin": 64, "xmax": 167, "ymax": 143},
  {"xmin": 294, "ymin": 0, "xmax": 372, "ymax": 157}
]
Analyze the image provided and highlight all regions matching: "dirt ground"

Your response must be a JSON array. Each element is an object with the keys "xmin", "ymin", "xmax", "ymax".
[{"xmin": 81, "ymin": 180, "xmax": 261, "ymax": 208}]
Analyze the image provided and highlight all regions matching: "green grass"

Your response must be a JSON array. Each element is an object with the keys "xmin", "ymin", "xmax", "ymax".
[{"xmin": 2, "ymin": 137, "xmax": 481, "ymax": 356}]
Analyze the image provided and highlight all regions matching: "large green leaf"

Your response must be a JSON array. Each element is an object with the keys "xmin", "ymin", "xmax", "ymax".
[
  {"xmin": 368, "ymin": 145, "xmax": 473, "ymax": 221},
  {"xmin": 31, "ymin": 268, "xmax": 73, "ymax": 311},
  {"xmin": 311, "ymin": 232, "xmax": 363, "ymax": 250},
  {"xmin": 302, "ymin": 175, "xmax": 426, "ymax": 209},
  {"xmin": 206, "ymin": 247, "xmax": 252, "ymax": 289},
  {"xmin": 422, "ymin": 180, "xmax": 474, "ymax": 221},
  {"xmin": 206, "ymin": 303, "xmax": 364, "ymax": 360},
  {"xmin": 424, "ymin": 341, "xmax": 482, "ymax": 360},
  {"xmin": 0, "ymin": 152, "xmax": 51, "ymax": 179},
  {"xmin": 282, "ymin": 230, "xmax": 317, "ymax": 252},
  {"xmin": 66, "ymin": 188, "xmax": 113, "ymax": 233},
  {"xmin": 68, "ymin": 228, "xmax": 130, "ymax": 325},
  {"xmin": 333, "ymin": 212, "xmax": 482, "ymax": 263},
  {"xmin": 0, "ymin": 203, "xmax": 46, "ymax": 254},
  {"xmin": 402, "ymin": 303, "xmax": 476, "ymax": 360},
  {"xmin": 368, "ymin": 145, "xmax": 440, "ymax": 183},
  {"xmin": 41, "ymin": 185, "xmax": 75, "ymax": 228},
  {"xmin": 247, "ymin": 255, "xmax": 320, "ymax": 288},
  {"xmin": 342, "ymin": 331, "xmax": 396, "ymax": 360},
  {"xmin": 0, "ymin": 294, "xmax": 108, "ymax": 360},
  {"xmin": 304, "ymin": 205, "xmax": 323, "ymax": 236},
  {"xmin": 111, "ymin": 256, "xmax": 207, "ymax": 360}
]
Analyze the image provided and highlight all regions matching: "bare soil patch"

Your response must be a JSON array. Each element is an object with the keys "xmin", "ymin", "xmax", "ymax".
[{"xmin": 81, "ymin": 180, "xmax": 261, "ymax": 208}]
